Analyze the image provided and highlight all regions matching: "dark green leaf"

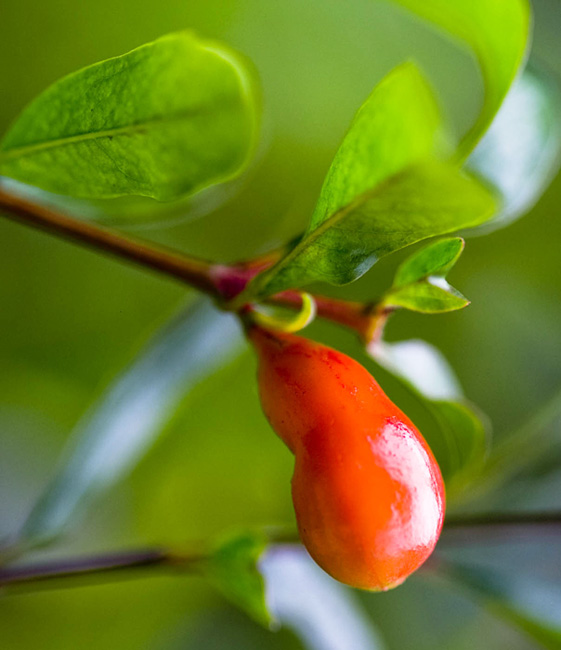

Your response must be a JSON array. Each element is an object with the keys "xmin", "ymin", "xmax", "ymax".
[
  {"xmin": 393, "ymin": 237, "xmax": 464, "ymax": 287},
  {"xmin": 446, "ymin": 562, "xmax": 561, "ymax": 649},
  {"xmin": 369, "ymin": 339, "xmax": 488, "ymax": 497},
  {"xmin": 13, "ymin": 300, "xmax": 244, "ymax": 550},
  {"xmin": 309, "ymin": 62, "xmax": 444, "ymax": 230},
  {"xmin": 205, "ymin": 530, "xmax": 271, "ymax": 628},
  {"xmin": 0, "ymin": 32, "xmax": 259, "ymax": 201},
  {"xmin": 390, "ymin": 0, "xmax": 531, "ymax": 159},
  {"xmin": 245, "ymin": 160, "xmax": 495, "ymax": 301},
  {"xmin": 383, "ymin": 279, "xmax": 469, "ymax": 313},
  {"xmin": 468, "ymin": 65, "xmax": 561, "ymax": 232}
]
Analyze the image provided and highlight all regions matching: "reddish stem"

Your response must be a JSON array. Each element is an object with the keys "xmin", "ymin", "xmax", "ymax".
[
  {"xmin": 0, "ymin": 187, "xmax": 220, "ymax": 296},
  {"xmin": 0, "ymin": 186, "xmax": 386, "ymax": 341},
  {"xmin": 270, "ymin": 291, "xmax": 389, "ymax": 342}
]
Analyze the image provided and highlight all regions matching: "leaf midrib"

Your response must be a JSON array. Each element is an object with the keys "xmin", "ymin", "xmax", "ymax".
[
  {"xmin": 255, "ymin": 163, "xmax": 466, "ymax": 295},
  {"xmin": 254, "ymin": 168, "xmax": 409, "ymax": 291},
  {"xmin": 0, "ymin": 105, "xmax": 219, "ymax": 163}
]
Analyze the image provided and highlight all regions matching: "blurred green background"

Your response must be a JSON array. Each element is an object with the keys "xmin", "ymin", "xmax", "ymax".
[{"xmin": 1, "ymin": 0, "xmax": 561, "ymax": 648}]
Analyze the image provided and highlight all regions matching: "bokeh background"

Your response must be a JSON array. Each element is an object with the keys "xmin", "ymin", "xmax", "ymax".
[{"xmin": 1, "ymin": 0, "xmax": 561, "ymax": 648}]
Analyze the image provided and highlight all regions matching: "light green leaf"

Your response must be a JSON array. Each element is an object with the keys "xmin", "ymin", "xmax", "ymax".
[
  {"xmin": 393, "ymin": 237, "xmax": 464, "ymax": 287},
  {"xmin": 10, "ymin": 299, "xmax": 244, "ymax": 552},
  {"xmin": 383, "ymin": 280, "xmax": 469, "ymax": 313},
  {"xmin": 446, "ymin": 562, "xmax": 561, "ymax": 649},
  {"xmin": 468, "ymin": 65, "xmax": 561, "ymax": 232},
  {"xmin": 205, "ymin": 530, "xmax": 271, "ymax": 627},
  {"xmin": 390, "ymin": 0, "xmax": 531, "ymax": 159},
  {"xmin": 384, "ymin": 238, "xmax": 468, "ymax": 313},
  {"xmin": 309, "ymin": 62, "xmax": 443, "ymax": 230},
  {"xmin": 369, "ymin": 339, "xmax": 488, "ymax": 497},
  {"xmin": 0, "ymin": 32, "xmax": 259, "ymax": 201},
  {"xmin": 243, "ymin": 160, "xmax": 495, "ymax": 301}
]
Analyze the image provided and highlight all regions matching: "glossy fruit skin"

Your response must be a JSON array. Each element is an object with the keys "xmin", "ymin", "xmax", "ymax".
[{"xmin": 249, "ymin": 326, "xmax": 445, "ymax": 591}]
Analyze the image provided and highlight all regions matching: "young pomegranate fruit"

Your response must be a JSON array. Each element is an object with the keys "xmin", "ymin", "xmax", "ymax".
[{"xmin": 249, "ymin": 326, "xmax": 445, "ymax": 591}]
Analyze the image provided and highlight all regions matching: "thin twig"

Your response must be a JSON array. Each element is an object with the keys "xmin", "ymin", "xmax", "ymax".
[
  {"xmin": 0, "ymin": 186, "xmax": 386, "ymax": 340},
  {"xmin": 0, "ymin": 186, "xmax": 220, "ymax": 296},
  {"xmin": 0, "ymin": 548, "xmax": 203, "ymax": 589},
  {"xmin": 442, "ymin": 511, "xmax": 561, "ymax": 546},
  {"xmin": 1, "ymin": 513, "xmax": 560, "ymax": 592}
]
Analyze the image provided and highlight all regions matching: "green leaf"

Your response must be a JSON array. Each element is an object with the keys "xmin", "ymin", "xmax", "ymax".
[
  {"xmin": 473, "ymin": 384, "xmax": 561, "ymax": 499},
  {"xmin": 393, "ymin": 237, "xmax": 464, "ymax": 287},
  {"xmin": 446, "ymin": 562, "xmax": 561, "ymax": 649},
  {"xmin": 244, "ymin": 160, "xmax": 496, "ymax": 301},
  {"xmin": 369, "ymin": 339, "xmax": 488, "ymax": 497},
  {"xmin": 205, "ymin": 530, "xmax": 271, "ymax": 628},
  {"xmin": 468, "ymin": 65, "xmax": 561, "ymax": 232},
  {"xmin": 390, "ymin": 0, "xmax": 531, "ymax": 159},
  {"xmin": 206, "ymin": 534, "xmax": 388, "ymax": 643},
  {"xmin": 309, "ymin": 62, "xmax": 444, "ymax": 230},
  {"xmin": 11, "ymin": 299, "xmax": 244, "ymax": 551},
  {"xmin": 0, "ymin": 32, "xmax": 259, "ymax": 201},
  {"xmin": 427, "ymin": 400, "xmax": 488, "ymax": 491},
  {"xmin": 383, "ymin": 280, "xmax": 469, "ymax": 313},
  {"xmin": 384, "ymin": 238, "xmax": 468, "ymax": 313}
]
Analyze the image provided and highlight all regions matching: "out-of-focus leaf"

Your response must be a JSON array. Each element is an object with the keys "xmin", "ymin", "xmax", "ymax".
[
  {"xmin": 369, "ymin": 339, "xmax": 488, "ymax": 497},
  {"xmin": 309, "ymin": 62, "xmax": 443, "ymax": 230},
  {"xmin": 445, "ymin": 561, "xmax": 561, "ymax": 649},
  {"xmin": 468, "ymin": 65, "xmax": 561, "ymax": 232},
  {"xmin": 205, "ymin": 530, "xmax": 271, "ymax": 628},
  {"xmin": 393, "ymin": 237, "xmax": 464, "ymax": 287},
  {"xmin": 244, "ymin": 161, "xmax": 496, "ymax": 301},
  {"xmin": 473, "ymin": 385, "xmax": 561, "ymax": 499},
  {"xmin": 261, "ymin": 545, "xmax": 386, "ymax": 650},
  {"xmin": 390, "ymin": 0, "xmax": 531, "ymax": 159},
  {"xmin": 12, "ymin": 299, "xmax": 244, "ymax": 550},
  {"xmin": 0, "ymin": 32, "xmax": 259, "ymax": 201}
]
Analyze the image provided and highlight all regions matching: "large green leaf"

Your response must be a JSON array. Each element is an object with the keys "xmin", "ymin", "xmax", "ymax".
[
  {"xmin": 308, "ymin": 62, "xmax": 443, "ymax": 230},
  {"xmin": 390, "ymin": 0, "xmax": 531, "ymax": 159},
  {"xmin": 9, "ymin": 300, "xmax": 244, "ymax": 551},
  {"xmin": 243, "ymin": 160, "xmax": 495, "ymax": 301},
  {"xmin": 369, "ymin": 339, "xmax": 488, "ymax": 497},
  {"xmin": 0, "ymin": 32, "xmax": 259, "ymax": 201},
  {"xmin": 468, "ymin": 65, "xmax": 561, "ymax": 232}
]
